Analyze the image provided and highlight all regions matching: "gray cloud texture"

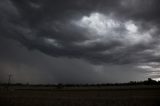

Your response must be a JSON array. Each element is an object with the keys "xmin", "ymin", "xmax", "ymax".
[{"xmin": 0, "ymin": 0, "xmax": 160, "ymax": 83}]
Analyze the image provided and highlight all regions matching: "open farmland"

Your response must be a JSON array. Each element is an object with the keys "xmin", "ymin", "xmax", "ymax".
[{"xmin": 0, "ymin": 85, "xmax": 160, "ymax": 106}]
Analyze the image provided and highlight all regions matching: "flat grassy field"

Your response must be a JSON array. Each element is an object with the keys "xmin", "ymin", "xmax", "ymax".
[{"xmin": 0, "ymin": 86, "xmax": 160, "ymax": 106}]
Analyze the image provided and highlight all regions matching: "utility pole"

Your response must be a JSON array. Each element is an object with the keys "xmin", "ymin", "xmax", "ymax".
[{"xmin": 7, "ymin": 73, "xmax": 12, "ymax": 90}]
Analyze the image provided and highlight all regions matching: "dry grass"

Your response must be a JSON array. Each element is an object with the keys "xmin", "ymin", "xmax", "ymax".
[{"xmin": 0, "ymin": 86, "xmax": 160, "ymax": 106}]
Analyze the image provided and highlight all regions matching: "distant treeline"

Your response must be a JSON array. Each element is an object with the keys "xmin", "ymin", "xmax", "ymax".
[{"xmin": 0, "ymin": 78, "xmax": 160, "ymax": 87}]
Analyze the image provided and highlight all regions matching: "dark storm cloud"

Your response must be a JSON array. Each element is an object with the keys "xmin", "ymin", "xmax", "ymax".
[
  {"xmin": 0, "ymin": 36, "xmax": 125, "ymax": 84},
  {"xmin": 119, "ymin": 0, "xmax": 160, "ymax": 23},
  {"xmin": 0, "ymin": 0, "xmax": 160, "ymax": 65},
  {"xmin": 1, "ymin": 0, "xmax": 160, "ymax": 83}
]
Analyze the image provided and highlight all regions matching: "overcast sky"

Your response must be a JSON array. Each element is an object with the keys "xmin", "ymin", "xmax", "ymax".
[{"xmin": 0, "ymin": 0, "xmax": 160, "ymax": 84}]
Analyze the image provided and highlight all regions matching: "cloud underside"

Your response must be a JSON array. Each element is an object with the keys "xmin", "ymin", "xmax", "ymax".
[
  {"xmin": 0, "ymin": 0, "xmax": 160, "ymax": 82},
  {"xmin": 1, "ymin": 0, "xmax": 160, "ymax": 64}
]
